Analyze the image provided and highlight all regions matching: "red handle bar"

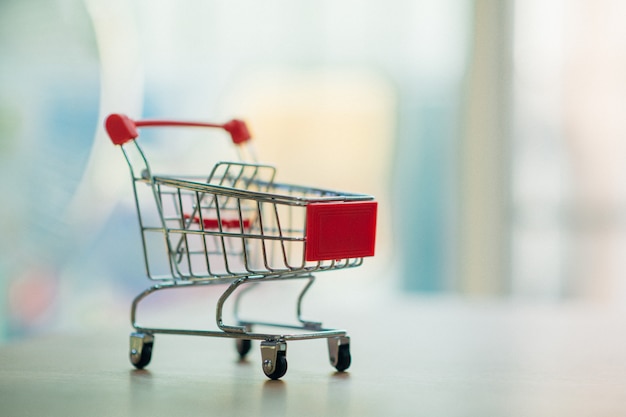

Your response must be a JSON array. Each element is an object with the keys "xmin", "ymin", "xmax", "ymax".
[{"xmin": 105, "ymin": 113, "xmax": 251, "ymax": 146}]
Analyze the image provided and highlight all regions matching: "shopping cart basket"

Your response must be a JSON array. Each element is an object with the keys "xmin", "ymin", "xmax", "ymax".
[{"xmin": 105, "ymin": 113, "xmax": 377, "ymax": 379}]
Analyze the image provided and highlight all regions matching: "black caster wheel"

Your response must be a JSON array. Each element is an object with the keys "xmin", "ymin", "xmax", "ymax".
[
  {"xmin": 236, "ymin": 339, "xmax": 252, "ymax": 359},
  {"xmin": 334, "ymin": 344, "xmax": 351, "ymax": 372},
  {"xmin": 261, "ymin": 340, "xmax": 288, "ymax": 380},
  {"xmin": 263, "ymin": 351, "xmax": 288, "ymax": 380},
  {"xmin": 328, "ymin": 336, "xmax": 351, "ymax": 372},
  {"xmin": 130, "ymin": 332, "xmax": 154, "ymax": 369}
]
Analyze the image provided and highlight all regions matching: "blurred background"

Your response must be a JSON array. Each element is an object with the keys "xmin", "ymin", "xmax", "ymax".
[{"xmin": 1, "ymin": 0, "xmax": 625, "ymax": 342}]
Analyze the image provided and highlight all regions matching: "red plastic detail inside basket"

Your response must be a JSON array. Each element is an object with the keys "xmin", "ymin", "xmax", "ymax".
[
  {"xmin": 184, "ymin": 214, "xmax": 251, "ymax": 229},
  {"xmin": 305, "ymin": 201, "xmax": 377, "ymax": 262},
  {"xmin": 105, "ymin": 113, "xmax": 139, "ymax": 145}
]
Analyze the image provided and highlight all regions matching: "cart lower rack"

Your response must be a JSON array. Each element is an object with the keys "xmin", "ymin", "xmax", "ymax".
[{"xmin": 105, "ymin": 113, "xmax": 377, "ymax": 379}]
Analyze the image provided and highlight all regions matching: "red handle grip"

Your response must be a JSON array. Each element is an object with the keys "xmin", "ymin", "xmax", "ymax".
[{"xmin": 105, "ymin": 113, "xmax": 251, "ymax": 146}]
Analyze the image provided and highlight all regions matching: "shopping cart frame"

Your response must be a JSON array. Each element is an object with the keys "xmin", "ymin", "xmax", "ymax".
[{"xmin": 105, "ymin": 113, "xmax": 376, "ymax": 379}]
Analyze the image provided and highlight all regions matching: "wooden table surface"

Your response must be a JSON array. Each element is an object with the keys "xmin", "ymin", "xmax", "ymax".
[{"xmin": 2, "ymin": 291, "xmax": 626, "ymax": 417}]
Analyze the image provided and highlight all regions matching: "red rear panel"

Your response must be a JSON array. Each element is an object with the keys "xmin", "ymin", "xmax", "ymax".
[{"xmin": 305, "ymin": 201, "xmax": 377, "ymax": 262}]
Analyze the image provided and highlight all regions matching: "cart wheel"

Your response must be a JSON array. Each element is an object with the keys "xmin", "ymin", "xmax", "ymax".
[
  {"xmin": 263, "ymin": 351, "xmax": 288, "ymax": 380},
  {"xmin": 328, "ymin": 336, "xmax": 351, "ymax": 372},
  {"xmin": 334, "ymin": 344, "xmax": 351, "ymax": 372},
  {"xmin": 236, "ymin": 339, "xmax": 252, "ymax": 359},
  {"xmin": 130, "ymin": 332, "xmax": 154, "ymax": 369}
]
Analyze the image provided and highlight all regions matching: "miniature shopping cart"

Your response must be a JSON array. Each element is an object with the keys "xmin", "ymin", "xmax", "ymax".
[{"xmin": 105, "ymin": 113, "xmax": 377, "ymax": 379}]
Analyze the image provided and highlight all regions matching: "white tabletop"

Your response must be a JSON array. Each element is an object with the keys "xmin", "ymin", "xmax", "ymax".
[{"xmin": 1, "ymin": 290, "xmax": 625, "ymax": 417}]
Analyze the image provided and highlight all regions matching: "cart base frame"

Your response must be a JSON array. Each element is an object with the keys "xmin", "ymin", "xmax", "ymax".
[{"xmin": 128, "ymin": 274, "xmax": 352, "ymax": 379}]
